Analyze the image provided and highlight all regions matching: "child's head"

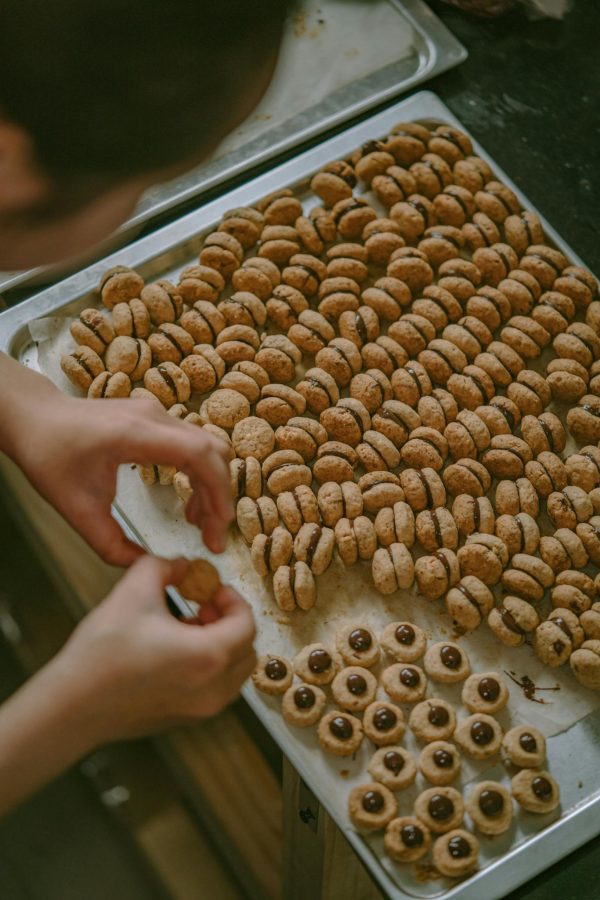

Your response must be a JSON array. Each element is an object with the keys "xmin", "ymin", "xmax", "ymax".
[{"xmin": 0, "ymin": 0, "xmax": 292, "ymax": 269}]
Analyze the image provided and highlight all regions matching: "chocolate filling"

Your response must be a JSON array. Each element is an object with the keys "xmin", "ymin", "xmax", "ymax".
[
  {"xmin": 383, "ymin": 750, "xmax": 404, "ymax": 773},
  {"xmin": 354, "ymin": 313, "xmax": 368, "ymax": 345},
  {"xmin": 329, "ymin": 716, "xmax": 353, "ymax": 740},
  {"xmin": 294, "ymin": 686, "xmax": 315, "ymax": 709},
  {"xmin": 158, "ymin": 364, "xmax": 179, "ymax": 401},
  {"xmin": 440, "ymin": 645, "xmax": 462, "ymax": 670},
  {"xmin": 471, "ymin": 720, "xmax": 494, "ymax": 745},
  {"xmin": 416, "ymin": 470, "xmax": 434, "ymax": 508},
  {"xmin": 428, "ymin": 794, "xmax": 453, "ymax": 821},
  {"xmin": 433, "ymin": 749, "xmax": 453, "ymax": 768},
  {"xmin": 305, "ymin": 526, "xmax": 322, "ymax": 568},
  {"xmin": 265, "ymin": 658, "xmax": 287, "ymax": 680},
  {"xmin": 519, "ymin": 732, "xmax": 537, "ymax": 753},
  {"xmin": 428, "ymin": 704, "xmax": 449, "ymax": 726},
  {"xmin": 347, "ymin": 673, "xmax": 367, "ymax": 695},
  {"xmin": 458, "ymin": 582, "xmax": 482, "ymax": 612},
  {"xmin": 400, "ymin": 667, "xmax": 420, "ymax": 687},
  {"xmin": 435, "ymin": 550, "xmax": 452, "ymax": 584},
  {"xmin": 349, "ymin": 628, "xmax": 372, "ymax": 651},
  {"xmin": 532, "ymin": 776, "xmax": 553, "ymax": 799},
  {"xmin": 362, "ymin": 790, "xmax": 384, "ymax": 813},
  {"xmin": 448, "ymin": 836, "xmax": 471, "ymax": 859},
  {"xmin": 374, "ymin": 707, "xmax": 398, "ymax": 731},
  {"xmin": 479, "ymin": 789, "xmax": 504, "ymax": 817},
  {"xmin": 526, "ymin": 252, "xmax": 562, "ymax": 276},
  {"xmin": 308, "ymin": 648, "xmax": 331, "ymax": 673},
  {"xmin": 478, "ymin": 677, "xmax": 500, "ymax": 701},
  {"xmin": 395, "ymin": 624, "xmax": 415, "ymax": 645},
  {"xmin": 401, "ymin": 824, "xmax": 423, "ymax": 848}
]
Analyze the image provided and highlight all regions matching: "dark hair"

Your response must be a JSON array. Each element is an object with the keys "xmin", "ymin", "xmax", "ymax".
[{"xmin": 0, "ymin": 0, "xmax": 292, "ymax": 185}]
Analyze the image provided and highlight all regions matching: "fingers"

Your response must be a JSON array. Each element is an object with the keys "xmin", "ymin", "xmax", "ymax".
[
  {"xmin": 198, "ymin": 585, "xmax": 256, "ymax": 663},
  {"xmin": 116, "ymin": 554, "xmax": 190, "ymax": 610},
  {"xmin": 71, "ymin": 505, "xmax": 146, "ymax": 568}
]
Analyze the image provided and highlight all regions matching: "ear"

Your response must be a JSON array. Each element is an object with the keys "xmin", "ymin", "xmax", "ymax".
[{"xmin": 0, "ymin": 120, "xmax": 49, "ymax": 214}]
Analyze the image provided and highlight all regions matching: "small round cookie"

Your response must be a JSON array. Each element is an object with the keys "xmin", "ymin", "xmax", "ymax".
[
  {"xmin": 375, "ymin": 501, "xmax": 416, "ymax": 548},
  {"xmin": 570, "ymin": 639, "xmax": 600, "ymax": 690},
  {"xmin": 415, "ymin": 549, "xmax": 459, "ymax": 600},
  {"xmin": 368, "ymin": 747, "xmax": 416, "ymax": 791},
  {"xmin": 140, "ymin": 280, "xmax": 183, "ymax": 324},
  {"xmin": 231, "ymin": 417, "xmax": 275, "ymax": 461},
  {"xmin": 275, "ymin": 417, "xmax": 327, "ymax": 463},
  {"xmin": 203, "ymin": 388, "xmax": 249, "ymax": 430},
  {"xmin": 552, "ymin": 577, "xmax": 594, "ymax": 616},
  {"xmin": 311, "ymin": 160, "xmax": 356, "ymax": 206},
  {"xmin": 220, "ymin": 360, "xmax": 269, "ymax": 402},
  {"xmin": 381, "ymin": 663, "xmax": 427, "ymax": 704},
  {"xmin": 488, "ymin": 596, "xmax": 540, "ymax": 647},
  {"xmin": 554, "ymin": 265, "xmax": 598, "ymax": 308},
  {"xmin": 475, "ymin": 397, "xmax": 521, "ymax": 437},
  {"xmin": 350, "ymin": 370, "xmax": 393, "ymax": 415},
  {"xmin": 454, "ymin": 714, "xmax": 503, "ymax": 760},
  {"xmin": 144, "ymin": 362, "xmax": 191, "ymax": 407},
  {"xmin": 276, "ymin": 485, "xmax": 320, "ymax": 535},
  {"xmin": 521, "ymin": 412, "xmax": 566, "ymax": 456},
  {"xmin": 70, "ymin": 307, "xmax": 115, "ymax": 355},
  {"xmin": 231, "ymin": 457, "xmax": 262, "ymax": 501},
  {"xmin": 502, "ymin": 724, "xmax": 546, "ymax": 768},
  {"xmin": 567, "ymin": 395, "xmax": 600, "ymax": 444},
  {"xmin": 318, "ymin": 481, "xmax": 362, "ymax": 527},
  {"xmin": 257, "ymin": 385, "xmax": 306, "ymax": 427},
  {"xmin": 293, "ymin": 643, "xmax": 339, "ymax": 685},
  {"xmin": 466, "ymin": 284, "xmax": 511, "ymax": 330},
  {"xmin": 282, "ymin": 683, "xmax": 327, "ymax": 727},
  {"xmin": 380, "ymin": 622, "xmax": 427, "ymax": 663},
  {"xmin": 443, "ymin": 459, "xmax": 491, "ymax": 499},
  {"xmin": 419, "ymin": 741, "xmax": 461, "ymax": 786},
  {"xmin": 251, "ymin": 528, "xmax": 293, "ymax": 577},
  {"xmin": 418, "ymin": 389, "xmax": 458, "ymax": 432},
  {"xmin": 581, "ymin": 603, "xmax": 600, "ymax": 640},
  {"xmin": 458, "ymin": 533, "xmax": 509, "ymax": 586},
  {"xmin": 318, "ymin": 711, "xmax": 363, "ymax": 757},
  {"xmin": 565, "ymin": 445, "xmax": 600, "ymax": 492},
  {"xmin": 511, "ymin": 770, "xmax": 560, "ymax": 814},
  {"xmin": 540, "ymin": 529, "xmax": 589, "ymax": 573},
  {"xmin": 494, "ymin": 512, "xmax": 540, "ymax": 557},
  {"xmin": 432, "ymin": 830, "xmax": 479, "ymax": 878},
  {"xmin": 554, "ymin": 322, "xmax": 600, "ymax": 368},
  {"xmin": 401, "ymin": 426, "xmax": 448, "ymax": 472},
  {"xmin": 452, "ymin": 495, "xmax": 495, "ymax": 538},
  {"xmin": 424, "ymin": 642, "xmax": 470, "ymax": 684},
  {"xmin": 361, "ymin": 336, "xmax": 408, "ymax": 377},
  {"xmin": 399, "ymin": 468, "xmax": 446, "ymax": 513},
  {"xmin": 359, "ymin": 471, "xmax": 404, "ymax": 514},
  {"xmin": 112, "ymin": 298, "xmax": 152, "ymax": 340},
  {"xmin": 384, "ymin": 817, "xmax": 432, "ymax": 864},
  {"xmin": 312, "ymin": 441, "xmax": 357, "ymax": 485},
  {"xmin": 338, "ymin": 306, "xmax": 380, "ymax": 349},
  {"xmin": 414, "ymin": 787, "xmax": 464, "ymax": 835},
  {"xmin": 320, "ymin": 398, "xmax": 371, "ymax": 447},
  {"xmin": 445, "ymin": 577, "xmax": 494, "ymax": 632},
  {"xmin": 177, "ymin": 263, "xmax": 225, "ymax": 304},
  {"xmin": 372, "ymin": 544, "xmax": 415, "ymax": 595},
  {"xmin": 178, "ymin": 559, "xmax": 221, "ymax": 605},
  {"xmin": 408, "ymin": 699, "xmax": 456, "ymax": 743},
  {"xmin": 501, "ymin": 553, "xmax": 555, "ymax": 603},
  {"xmin": 467, "ymin": 782, "xmax": 513, "ymax": 836},
  {"xmin": 444, "ymin": 409, "xmax": 491, "ymax": 461},
  {"xmin": 100, "ymin": 265, "xmax": 145, "ymax": 309},
  {"xmin": 332, "ymin": 666, "xmax": 378, "ymax": 713},
  {"xmin": 348, "ymin": 783, "xmax": 397, "ymax": 832},
  {"xmin": 315, "ymin": 338, "xmax": 362, "ymax": 388},
  {"xmin": 391, "ymin": 360, "xmax": 432, "ymax": 407},
  {"xmin": 335, "ymin": 624, "xmax": 380, "ymax": 669},
  {"xmin": 525, "ymin": 451, "xmax": 568, "ymax": 500},
  {"xmin": 273, "ymin": 561, "xmax": 317, "ymax": 612},
  {"xmin": 251, "ymin": 655, "xmax": 293, "ymax": 696},
  {"xmin": 88, "ymin": 371, "xmax": 131, "ymax": 399},
  {"xmin": 495, "ymin": 477, "xmax": 540, "ymax": 517},
  {"xmin": 288, "ymin": 309, "xmax": 335, "ymax": 355},
  {"xmin": 461, "ymin": 672, "xmax": 509, "ymax": 716},
  {"xmin": 263, "ymin": 449, "xmax": 312, "ymax": 496},
  {"xmin": 475, "ymin": 181, "xmax": 520, "ymax": 223},
  {"xmin": 294, "ymin": 523, "xmax": 335, "ymax": 575},
  {"xmin": 546, "ymin": 357, "xmax": 589, "ymax": 404},
  {"xmin": 481, "ymin": 434, "xmax": 533, "ymax": 479},
  {"xmin": 415, "ymin": 507, "xmax": 458, "ymax": 552},
  {"xmin": 236, "ymin": 495, "xmax": 278, "ymax": 544},
  {"xmin": 295, "ymin": 366, "xmax": 340, "ymax": 415},
  {"xmin": 362, "ymin": 277, "xmax": 412, "ymax": 320},
  {"xmin": 363, "ymin": 701, "xmax": 406, "ymax": 747},
  {"xmin": 474, "ymin": 340, "xmax": 525, "ymax": 389},
  {"xmin": 532, "ymin": 617, "xmax": 575, "ymax": 667},
  {"xmin": 356, "ymin": 430, "xmax": 402, "ymax": 472}
]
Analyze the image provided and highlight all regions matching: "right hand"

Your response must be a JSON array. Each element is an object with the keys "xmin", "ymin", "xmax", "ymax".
[{"xmin": 56, "ymin": 555, "xmax": 256, "ymax": 745}]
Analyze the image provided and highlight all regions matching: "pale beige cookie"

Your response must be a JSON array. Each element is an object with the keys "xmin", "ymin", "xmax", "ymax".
[
  {"xmin": 348, "ymin": 783, "xmax": 397, "ymax": 831},
  {"xmin": 70, "ymin": 307, "xmax": 115, "ymax": 355},
  {"xmin": 419, "ymin": 741, "xmax": 461, "ymax": 786},
  {"xmin": 273, "ymin": 562, "xmax": 316, "ymax": 612},
  {"xmin": 276, "ymin": 485, "xmax": 320, "ymax": 535},
  {"xmin": 488, "ymin": 596, "xmax": 540, "ymax": 647},
  {"xmin": 251, "ymin": 528, "xmax": 293, "ymax": 576},
  {"xmin": 334, "ymin": 516, "xmax": 377, "ymax": 565},
  {"xmin": 251, "ymin": 655, "xmax": 293, "ymax": 695},
  {"xmin": 379, "ymin": 622, "xmax": 427, "ymax": 663},
  {"xmin": 178, "ymin": 559, "xmax": 221, "ymax": 605},
  {"xmin": 432, "ymin": 829, "xmax": 479, "ymax": 878},
  {"xmin": 100, "ymin": 265, "xmax": 145, "ymax": 309},
  {"xmin": 461, "ymin": 672, "xmax": 509, "ymax": 715},
  {"xmin": 61, "ymin": 346, "xmax": 106, "ymax": 390},
  {"xmin": 454, "ymin": 714, "xmax": 503, "ymax": 760},
  {"xmin": 282, "ymin": 683, "xmax": 327, "ymax": 727},
  {"xmin": 408, "ymin": 699, "xmax": 456, "ymax": 743},
  {"xmin": 374, "ymin": 501, "xmax": 416, "ymax": 548},
  {"xmin": 317, "ymin": 711, "xmax": 363, "ymax": 756},
  {"xmin": 457, "ymin": 533, "xmax": 509, "ymax": 586},
  {"xmin": 318, "ymin": 480, "xmax": 363, "ymax": 527},
  {"xmin": 144, "ymin": 362, "xmax": 191, "ymax": 407},
  {"xmin": 236, "ymin": 495, "xmax": 278, "ymax": 544},
  {"xmin": 384, "ymin": 817, "xmax": 431, "ymax": 863},
  {"xmin": 372, "ymin": 544, "xmax": 415, "ymax": 595},
  {"xmin": 423, "ymin": 642, "xmax": 470, "ymax": 683},
  {"xmin": 293, "ymin": 643, "xmax": 339, "ymax": 685},
  {"xmin": 104, "ymin": 336, "xmax": 152, "ymax": 379},
  {"xmin": 466, "ymin": 781, "xmax": 513, "ymax": 836},
  {"xmin": 381, "ymin": 663, "xmax": 427, "ymax": 703},
  {"xmin": 414, "ymin": 549, "xmax": 459, "ymax": 600},
  {"xmin": 230, "ymin": 457, "xmax": 262, "ymax": 501},
  {"xmin": 263, "ymin": 449, "xmax": 312, "ymax": 496},
  {"xmin": 293, "ymin": 523, "xmax": 335, "ymax": 575},
  {"xmin": 368, "ymin": 746, "xmax": 416, "ymax": 791},
  {"xmin": 511, "ymin": 769, "xmax": 560, "ymax": 814},
  {"xmin": 445, "ymin": 576, "xmax": 494, "ymax": 633},
  {"xmin": 203, "ymin": 388, "xmax": 250, "ymax": 430},
  {"xmin": 570, "ymin": 640, "xmax": 600, "ymax": 690},
  {"xmin": 335, "ymin": 624, "xmax": 380, "ymax": 668},
  {"xmin": 231, "ymin": 416, "xmax": 275, "ymax": 461},
  {"xmin": 362, "ymin": 701, "xmax": 406, "ymax": 746},
  {"xmin": 414, "ymin": 787, "xmax": 464, "ymax": 834},
  {"xmin": 88, "ymin": 371, "xmax": 131, "ymax": 399},
  {"xmin": 501, "ymin": 725, "xmax": 546, "ymax": 768},
  {"xmin": 331, "ymin": 667, "xmax": 378, "ymax": 712}
]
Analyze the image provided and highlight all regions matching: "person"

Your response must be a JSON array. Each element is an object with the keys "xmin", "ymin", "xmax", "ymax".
[{"xmin": 0, "ymin": 0, "xmax": 294, "ymax": 817}]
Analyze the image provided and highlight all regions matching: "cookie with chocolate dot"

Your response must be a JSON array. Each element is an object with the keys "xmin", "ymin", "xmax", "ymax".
[
  {"xmin": 419, "ymin": 741, "xmax": 461, "ymax": 786},
  {"xmin": 384, "ymin": 817, "xmax": 431, "ymax": 863},
  {"xmin": 363, "ymin": 702, "xmax": 407, "ymax": 747},
  {"xmin": 512, "ymin": 770, "xmax": 560, "ymax": 814},
  {"xmin": 293, "ymin": 643, "xmax": 339, "ymax": 685},
  {"xmin": 452, "ymin": 494, "xmax": 495, "ymax": 538},
  {"xmin": 433, "ymin": 829, "xmax": 479, "ymax": 878},
  {"xmin": 501, "ymin": 553, "xmax": 555, "ymax": 603},
  {"xmin": 455, "ymin": 714, "xmax": 503, "ymax": 761},
  {"xmin": 282, "ymin": 683, "xmax": 326, "ymax": 727},
  {"xmin": 251, "ymin": 655, "xmax": 293, "ymax": 695},
  {"xmin": 273, "ymin": 561, "xmax": 317, "ymax": 612},
  {"xmin": 415, "ymin": 549, "xmax": 459, "ymax": 601},
  {"xmin": 332, "ymin": 666, "xmax": 378, "ymax": 713},
  {"xmin": 335, "ymin": 623, "xmax": 380, "ymax": 669},
  {"xmin": 462, "ymin": 672, "xmax": 509, "ymax": 715},
  {"xmin": 414, "ymin": 787, "xmax": 464, "ymax": 835},
  {"xmin": 381, "ymin": 663, "xmax": 427, "ymax": 703},
  {"xmin": 466, "ymin": 782, "xmax": 512, "ymax": 837},
  {"xmin": 445, "ymin": 576, "xmax": 494, "ymax": 632},
  {"xmin": 368, "ymin": 747, "xmax": 415, "ymax": 790},
  {"xmin": 318, "ymin": 711, "xmax": 363, "ymax": 757},
  {"xmin": 348, "ymin": 782, "xmax": 397, "ymax": 831},
  {"xmin": 379, "ymin": 621, "xmax": 426, "ymax": 662},
  {"xmin": 408, "ymin": 699, "xmax": 456, "ymax": 743},
  {"xmin": 371, "ymin": 543, "xmax": 414, "ymax": 595},
  {"xmin": 488, "ymin": 596, "xmax": 539, "ymax": 646},
  {"xmin": 444, "ymin": 409, "xmax": 491, "ymax": 460}
]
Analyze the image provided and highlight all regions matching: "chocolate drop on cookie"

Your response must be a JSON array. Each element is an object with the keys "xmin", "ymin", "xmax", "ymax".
[
  {"xmin": 384, "ymin": 751, "xmax": 405, "ymax": 774},
  {"xmin": 440, "ymin": 645, "xmax": 462, "ymax": 669},
  {"xmin": 395, "ymin": 623, "xmax": 416, "ymax": 645},
  {"xmin": 428, "ymin": 705, "xmax": 450, "ymax": 726},
  {"xmin": 265, "ymin": 659, "xmax": 287, "ymax": 681},
  {"xmin": 330, "ymin": 716, "xmax": 353, "ymax": 740},
  {"xmin": 471, "ymin": 720, "xmax": 494, "ymax": 745},
  {"xmin": 374, "ymin": 707, "xmax": 398, "ymax": 731},
  {"xmin": 349, "ymin": 628, "xmax": 372, "ymax": 651},
  {"xmin": 400, "ymin": 667, "xmax": 420, "ymax": 687},
  {"xmin": 519, "ymin": 732, "xmax": 537, "ymax": 753},
  {"xmin": 429, "ymin": 794, "xmax": 454, "ymax": 821},
  {"xmin": 532, "ymin": 776, "xmax": 553, "ymax": 799},
  {"xmin": 347, "ymin": 673, "xmax": 367, "ymax": 695},
  {"xmin": 448, "ymin": 836, "xmax": 471, "ymax": 859},
  {"xmin": 401, "ymin": 824, "xmax": 424, "ymax": 848},
  {"xmin": 308, "ymin": 649, "xmax": 332, "ymax": 673},
  {"xmin": 294, "ymin": 686, "xmax": 315, "ymax": 709},
  {"xmin": 433, "ymin": 749, "xmax": 454, "ymax": 768},
  {"xmin": 362, "ymin": 790, "xmax": 384, "ymax": 813},
  {"xmin": 478, "ymin": 677, "xmax": 500, "ymax": 702},
  {"xmin": 479, "ymin": 789, "xmax": 504, "ymax": 817}
]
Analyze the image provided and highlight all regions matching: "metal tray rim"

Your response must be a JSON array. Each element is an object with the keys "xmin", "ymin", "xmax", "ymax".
[{"xmin": 1, "ymin": 90, "xmax": 599, "ymax": 900}]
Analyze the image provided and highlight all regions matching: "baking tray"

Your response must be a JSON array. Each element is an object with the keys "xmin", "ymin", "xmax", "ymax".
[
  {"xmin": 0, "ymin": 0, "xmax": 465, "ymax": 298},
  {"xmin": 1, "ymin": 91, "xmax": 599, "ymax": 900}
]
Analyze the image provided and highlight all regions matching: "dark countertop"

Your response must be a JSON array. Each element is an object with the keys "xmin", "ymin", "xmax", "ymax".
[{"xmin": 422, "ymin": 5, "xmax": 600, "ymax": 898}]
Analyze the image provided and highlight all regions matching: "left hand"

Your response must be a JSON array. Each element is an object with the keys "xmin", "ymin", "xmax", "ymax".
[{"xmin": 0, "ymin": 355, "xmax": 233, "ymax": 565}]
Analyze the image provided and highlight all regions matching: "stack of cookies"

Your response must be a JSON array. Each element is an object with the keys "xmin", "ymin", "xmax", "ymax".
[
  {"xmin": 252, "ymin": 621, "xmax": 560, "ymax": 878},
  {"xmin": 59, "ymin": 118, "xmax": 600, "ymax": 688}
]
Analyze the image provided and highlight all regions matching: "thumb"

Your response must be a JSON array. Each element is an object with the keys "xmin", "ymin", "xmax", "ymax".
[
  {"xmin": 115, "ymin": 554, "xmax": 190, "ymax": 611},
  {"xmin": 75, "ymin": 506, "xmax": 146, "ymax": 568}
]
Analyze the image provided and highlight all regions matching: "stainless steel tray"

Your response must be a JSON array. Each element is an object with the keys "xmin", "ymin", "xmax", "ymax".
[
  {"xmin": 1, "ymin": 91, "xmax": 599, "ymax": 900},
  {"xmin": 0, "ymin": 0, "xmax": 465, "ymax": 298}
]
